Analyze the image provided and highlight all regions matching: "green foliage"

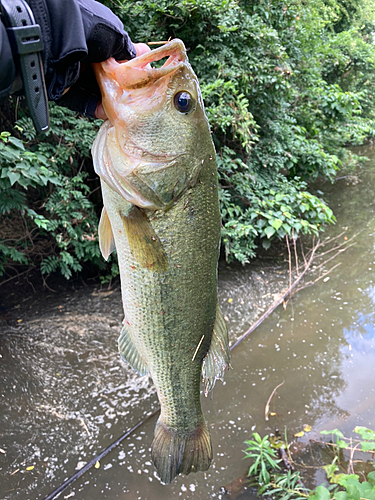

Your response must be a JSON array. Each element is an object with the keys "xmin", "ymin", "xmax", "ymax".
[
  {"xmin": 320, "ymin": 429, "xmax": 349, "ymax": 450},
  {"xmin": 218, "ymin": 148, "xmax": 335, "ymax": 263},
  {"xmin": 310, "ymin": 467, "xmax": 375, "ymax": 500},
  {"xmin": 0, "ymin": 105, "xmax": 110, "ymax": 279},
  {"xmin": 244, "ymin": 432, "xmax": 281, "ymax": 485},
  {"xmin": 2, "ymin": 0, "xmax": 375, "ymax": 280},
  {"xmin": 244, "ymin": 427, "xmax": 375, "ymax": 500},
  {"xmin": 0, "ymin": 131, "xmax": 60, "ymax": 213},
  {"xmin": 244, "ymin": 432, "xmax": 307, "ymax": 498}
]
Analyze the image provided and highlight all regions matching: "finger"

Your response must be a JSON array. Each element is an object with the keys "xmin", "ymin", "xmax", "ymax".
[
  {"xmin": 95, "ymin": 102, "xmax": 107, "ymax": 120},
  {"xmin": 134, "ymin": 43, "xmax": 151, "ymax": 57}
]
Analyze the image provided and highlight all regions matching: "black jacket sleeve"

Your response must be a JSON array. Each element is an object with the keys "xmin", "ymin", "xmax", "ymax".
[{"xmin": 0, "ymin": 0, "xmax": 136, "ymax": 117}]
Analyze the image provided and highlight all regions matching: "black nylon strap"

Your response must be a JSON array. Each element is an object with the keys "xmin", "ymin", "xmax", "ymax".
[{"xmin": 1, "ymin": 0, "xmax": 49, "ymax": 132}]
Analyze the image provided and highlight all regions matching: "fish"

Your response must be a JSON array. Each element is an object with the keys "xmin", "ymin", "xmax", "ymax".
[{"xmin": 91, "ymin": 39, "xmax": 230, "ymax": 484}]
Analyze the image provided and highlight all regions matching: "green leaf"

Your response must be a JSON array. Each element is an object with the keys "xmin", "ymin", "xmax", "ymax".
[
  {"xmin": 8, "ymin": 136, "xmax": 25, "ymax": 150},
  {"xmin": 346, "ymin": 484, "xmax": 360, "ymax": 500},
  {"xmin": 262, "ymin": 239, "xmax": 271, "ymax": 250},
  {"xmin": 7, "ymin": 171, "xmax": 21, "ymax": 186},
  {"xmin": 323, "ymin": 461, "xmax": 338, "ymax": 479},
  {"xmin": 264, "ymin": 226, "xmax": 276, "ymax": 238},
  {"xmin": 271, "ymin": 219, "xmax": 283, "ymax": 230},
  {"xmin": 337, "ymin": 440, "xmax": 348, "ymax": 449},
  {"xmin": 337, "ymin": 474, "xmax": 359, "ymax": 487},
  {"xmin": 354, "ymin": 427, "xmax": 375, "ymax": 441},
  {"xmin": 335, "ymin": 492, "xmax": 349, "ymax": 500},
  {"xmin": 361, "ymin": 441, "xmax": 375, "ymax": 452},
  {"xmin": 310, "ymin": 485, "xmax": 331, "ymax": 500},
  {"xmin": 320, "ymin": 429, "xmax": 344, "ymax": 438},
  {"xmin": 368, "ymin": 471, "xmax": 375, "ymax": 485}
]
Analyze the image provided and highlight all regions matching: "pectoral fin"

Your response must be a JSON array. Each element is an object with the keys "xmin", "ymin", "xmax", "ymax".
[
  {"xmin": 118, "ymin": 324, "xmax": 148, "ymax": 376},
  {"xmin": 98, "ymin": 207, "xmax": 115, "ymax": 261},
  {"xmin": 120, "ymin": 206, "xmax": 168, "ymax": 272},
  {"xmin": 202, "ymin": 302, "xmax": 231, "ymax": 395}
]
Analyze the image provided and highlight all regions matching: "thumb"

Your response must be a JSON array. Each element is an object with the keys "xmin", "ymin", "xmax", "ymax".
[{"xmin": 133, "ymin": 43, "xmax": 151, "ymax": 57}]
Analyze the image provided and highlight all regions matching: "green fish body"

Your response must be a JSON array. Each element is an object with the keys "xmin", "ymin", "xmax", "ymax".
[{"xmin": 92, "ymin": 39, "xmax": 230, "ymax": 484}]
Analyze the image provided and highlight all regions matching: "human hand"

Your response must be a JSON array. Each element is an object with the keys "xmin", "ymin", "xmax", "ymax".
[{"xmin": 44, "ymin": 0, "xmax": 147, "ymax": 118}]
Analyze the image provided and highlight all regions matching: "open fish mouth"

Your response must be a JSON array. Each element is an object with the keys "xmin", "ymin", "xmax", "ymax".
[{"xmin": 101, "ymin": 39, "xmax": 188, "ymax": 90}]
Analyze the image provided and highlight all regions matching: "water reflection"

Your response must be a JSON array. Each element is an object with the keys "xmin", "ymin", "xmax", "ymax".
[{"xmin": 1, "ymin": 148, "xmax": 375, "ymax": 499}]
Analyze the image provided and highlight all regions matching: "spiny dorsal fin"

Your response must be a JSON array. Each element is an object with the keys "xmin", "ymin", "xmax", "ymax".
[
  {"xmin": 202, "ymin": 302, "xmax": 231, "ymax": 395},
  {"xmin": 118, "ymin": 323, "xmax": 148, "ymax": 376},
  {"xmin": 120, "ymin": 205, "xmax": 168, "ymax": 272},
  {"xmin": 98, "ymin": 207, "xmax": 115, "ymax": 261}
]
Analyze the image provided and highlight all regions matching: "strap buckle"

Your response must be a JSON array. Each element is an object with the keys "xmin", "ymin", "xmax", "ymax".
[
  {"xmin": 1, "ymin": 0, "xmax": 49, "ymax": 133},
  {"xmin": 6, "ymin": 24, "xmax": 43, "ymax": 55}
]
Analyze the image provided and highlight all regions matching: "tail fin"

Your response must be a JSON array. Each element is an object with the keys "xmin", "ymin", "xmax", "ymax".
[{"xmin": 151, "ymin": 418, "xmax": 212, "ymax": 484}]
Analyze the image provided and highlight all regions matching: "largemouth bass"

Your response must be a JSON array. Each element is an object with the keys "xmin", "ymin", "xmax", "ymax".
[{"xmin": 91, "ymin": 39, "xmax": 230, "ymax": 484}]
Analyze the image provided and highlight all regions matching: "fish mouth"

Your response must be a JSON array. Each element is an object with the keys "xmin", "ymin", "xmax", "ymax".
[{"xmin": 102, "ymin": 39, "xmax": 188, "ymax": 90}]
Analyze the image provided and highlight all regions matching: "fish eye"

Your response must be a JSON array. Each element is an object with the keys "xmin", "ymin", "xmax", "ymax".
[{"xmin": 173, "ymin": 91, "xmax": 194, "ymax": 114}]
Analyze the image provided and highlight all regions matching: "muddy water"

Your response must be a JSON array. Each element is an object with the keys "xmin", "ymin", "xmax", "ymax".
[{"xmin": 1, "ymin": 147, "xmax": 375, "ymax": 500}]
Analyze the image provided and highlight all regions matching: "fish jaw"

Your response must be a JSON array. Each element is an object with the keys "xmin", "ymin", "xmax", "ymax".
[
  {"xmin": 93, "ymin": 39, "xmax": 191, "ymax": 124},
  {"xmin": 99, "ymin": 38, "xmax": 188, "ymax": 91}
]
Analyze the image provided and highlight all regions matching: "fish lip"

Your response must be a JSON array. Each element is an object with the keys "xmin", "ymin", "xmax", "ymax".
[
  {"xmin": 126, "ymin": 38, "xmax": 188, "ymax": 71},
  {"xmin": 102, "ymin": 39, "xmax": 189, "ymax": 89}
]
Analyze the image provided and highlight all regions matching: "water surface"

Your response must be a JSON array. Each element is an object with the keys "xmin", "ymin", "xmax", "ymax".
[{"xmin": 1, "ymin": 147, "xmax": 375, "ymax": 499}]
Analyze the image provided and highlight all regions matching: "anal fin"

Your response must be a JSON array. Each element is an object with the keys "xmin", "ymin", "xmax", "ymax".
[
  {"xmin": 98, "ymin": 207, "xmax": 116, "ymax": 261},
  {"xmin": 118, "ymin": 324, "xmax": 148, "ymax": 376},
  {"xmin": 202, "ymin": 302, "xmax": 231, "ymax": 395},
  {"xmin": 120, "ymin": 205, "xmax": 168, "ymax": 273}
]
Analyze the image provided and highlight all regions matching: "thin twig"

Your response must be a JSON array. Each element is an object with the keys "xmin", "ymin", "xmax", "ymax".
[
  {"xmin": 314, "ymin": 233, "xmax": 357, "ymax": 258},
  {"xmin": 293, "ymin": 231, "xmax": 299, "ymax": 276},
  {"xmin": 311, "ymin": 243, "xmax": 355, "ymax": 273},
  {"xmin": 0, "ymin": 268, "xmax": 34, "ymax": 286},
  {"xmin": 265, "ymin": 381, "xmax": 285, "ymax": 421},
  {"xmin": 297, "ymin": 262, "xmax": 342, "ymax": 292},
  {"xmin": 286, "ymin": 236, "xmax": 292, "ymax": 290},
  {"xmin": 318, "ymin": 230, "xmax": 350, "ymax": 248},
  {"xmin": 80, "ymin": 419, "xmax": 91, "ymax": 436},
  {"xmin": 230, "ymin": 239, "xmax": 319, "ymax": 351},
  {"xmin": 300, "ymin": 237, "xmax": 307, "ymax": 267},
  {"xmin": 311, "ymin": 439, "xmax": 375, "ymax": 454}
]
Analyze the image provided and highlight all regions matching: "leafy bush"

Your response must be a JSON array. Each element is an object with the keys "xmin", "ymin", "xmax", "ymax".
[
  {"xmin": 218, "ymin": 148, "xmax": 335, "ymax": 263},
  {"xmin": 244, "ymin": 427, "xmax": 375, "ymax": 500},
  {"xmin": 0, "ymin": 106, "xmax": 118, "ymax": 280}
]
